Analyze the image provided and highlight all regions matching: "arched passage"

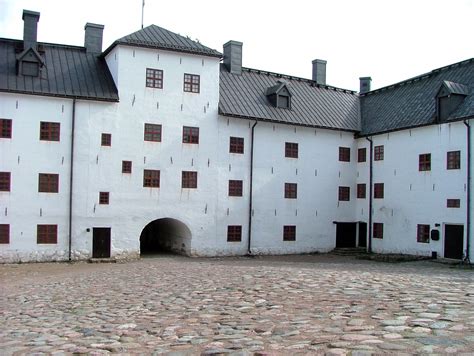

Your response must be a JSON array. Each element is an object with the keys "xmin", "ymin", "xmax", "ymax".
[{"xmin": 140, "ymin": 218, "xmax": 192, "ymax": 256}]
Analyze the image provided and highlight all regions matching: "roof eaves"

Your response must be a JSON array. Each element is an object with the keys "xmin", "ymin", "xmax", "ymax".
[{"xmin": 0, "ymin": 88, "xmax": 119, "ymax": 102}]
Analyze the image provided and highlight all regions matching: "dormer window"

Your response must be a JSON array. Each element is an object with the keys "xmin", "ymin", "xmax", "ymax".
[
  {"xmin": 16, "ymin": 47, "xmax": 44, "ymax": 78},
  {"xmin": 265, "ymin": 80, "xmax": 292, "ymax": 109},
  {"xmin": 22, "ymin": 61, "xmax": 39, "ymax": 76},
  {"xmin": 436, "ymin": 80, "xmax": 469, "ymax": 121}
]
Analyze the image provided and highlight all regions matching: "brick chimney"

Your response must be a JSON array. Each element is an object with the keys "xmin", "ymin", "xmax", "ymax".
[
  {"xmin": 223, "ymin": 40, "xmax": 243, "ymax": 75},
  {"xmin": 22, "ymin": 10, "xmax": 40, "ymax": 50},
  {"xmin": 359, "ymin": 77, "xmax": 372, "ymax": 94},
  {"xmin": 84, "ymin": 23, "xmax": 104, "ymax": 54},
  {"xmin": 312, "ymin": 59, "xmax": 327, "ymax": 85}
]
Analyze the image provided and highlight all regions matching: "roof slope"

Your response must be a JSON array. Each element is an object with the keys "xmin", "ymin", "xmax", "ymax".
[
  {"xmin": 219, "ymin": 65, "xmax": 360, "ymax": 131},
  {"xmin": 104, "ymin": 25, "xmax": 221, "ymax": 58},
  {"xmin": 0, "ymin": 39, "xmax": 118, "ymax": 101},
  {"xmin": 360, "ymin": 58, "xmax": 474, "ymax": 136}
]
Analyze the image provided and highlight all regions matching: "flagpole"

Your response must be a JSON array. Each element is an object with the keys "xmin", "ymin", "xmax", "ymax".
[{"xmin": 141, "ymin": 0, "xmax": 145, "ymax": 29}]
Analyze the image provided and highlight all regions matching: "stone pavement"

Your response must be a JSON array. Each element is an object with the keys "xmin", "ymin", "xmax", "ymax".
[{"xmin": 0, "ymin": 254, "xmax": 473, "ymax": 355}]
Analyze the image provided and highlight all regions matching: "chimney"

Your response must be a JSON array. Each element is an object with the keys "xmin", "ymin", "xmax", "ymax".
[
  {"xmin": 84, "ymin": 23, "xmax": 104, "ymax": 54},
  {"xmin": 22, "ymin": 10, "xmax": 40, "ymax": 50},
  {"xmin": 223, "ymin": 40, "xmax": 243, "ymax": 75},
  {"xmin": 359, "ymin": 77, "xmax": 372, "ymax": 94},
  {"xmin": 312, "ymin": 59, "xmax": 327, "ymax": 85}
]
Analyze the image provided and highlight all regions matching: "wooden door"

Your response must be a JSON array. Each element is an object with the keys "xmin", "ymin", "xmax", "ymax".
[
  {"xmin": 444, "ymin": 225, "xmax": 463, "ymax": 260},
  {"xmin": 358, "ymin": 222, "xmax": 367, "ymax": 248},
  {"xmin": 93, "ymin": 227, "xmax": 111, "ymax": 258},
  {"xmin": 336, "ymin": 223, "xmax": 357, "ymax": 248}
]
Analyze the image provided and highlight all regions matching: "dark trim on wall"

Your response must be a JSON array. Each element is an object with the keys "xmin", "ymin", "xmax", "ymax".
[
  {"xmin": 464, "ymin": 120, "xmax": 471, "ymax": 261},
  {"xmin": 366, "ymin": 136, "xmax": 373, "ymax": 254},
  {"xmin": 68, "ymin": 99, "xmax": 76, "ymax": 261},
  {"xmin": 248, "ymin": 120, "xmax": 258, "ymax": 255}
]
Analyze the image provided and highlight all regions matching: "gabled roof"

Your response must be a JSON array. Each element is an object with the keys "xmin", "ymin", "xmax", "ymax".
[
  {"xmin": 360, "ymin": 58, "xmax": 474, "ymax": 136},
  {"xmin": 103, "ymin": 25, "xmax": 222, "ymax": 58},
  {"xmin": 0, "ymin": 39, "xmax": 119, "ymax": 101},
  {"xmin": 219, "ymin": 65, "xmax": 360, "ymax": 131},
  {"xmin": 265, "ymin": 80, "xmax": 292, "ymax": 97},
  {"xmin": 439, "ymin": 80, "xmax": 470, "ymax": 96},
  {"xmin": 16, "ymin": 46, "xmax": 45, "ymax": 66}
]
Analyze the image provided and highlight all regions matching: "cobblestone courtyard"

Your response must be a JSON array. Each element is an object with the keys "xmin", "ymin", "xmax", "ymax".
[{"xmin": 1, "ymin": 254, "xmax": 473, "ymax": 355}]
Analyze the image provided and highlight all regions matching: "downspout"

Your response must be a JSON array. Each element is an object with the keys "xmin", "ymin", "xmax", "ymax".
[
  {"xmin": 366, "ymin": 137, "xmax": 373, "ymax": 253},
  {"xmin": 248, "ymin": 120, "xmax": 258, "ymax": 255},
  {"xmin": 464, "ymin": 120, "xmax": 471, "ymax": 260},
  {"xmin": 68, "ymin": 99, "xmax": 76, "ymax": 261}
]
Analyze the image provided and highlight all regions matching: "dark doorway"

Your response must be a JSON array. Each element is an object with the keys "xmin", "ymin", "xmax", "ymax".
[
  {"xmin": 358, "ymin": 222, "xmax": 367, "ymax": 248},
  {"xmin": 444, "ymin": 224, "xmax": 464, "ymax": 259},
  {"xmin": 140, "ymin": 218, "xmax": 191, "ymax": 256},
  {"xmin": 336, "ymin": 222, "xmax": 357, "ymax": 248},
  {"xmin": 93, "ymin": 227, "xmax": 111, "ymax": 258}
]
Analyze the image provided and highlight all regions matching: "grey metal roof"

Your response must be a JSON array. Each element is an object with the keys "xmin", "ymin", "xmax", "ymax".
[
  {"xmin": 360, "ymin": 58, "xmax": 474, "ymax": 136},
  {"xmin": 103, "ymin": 25, "xmax": 222, "ymax": 58},
  {"xmin": 442, "ymin": 80, "xmax": 470, "ymax": 96},
  {"xmin": 219, "ymin": 65, "xmax": 360, "ymax": 131},
  {"xmin": 0, "ymin": 39, "xmax": 119, "ymax": 101}
]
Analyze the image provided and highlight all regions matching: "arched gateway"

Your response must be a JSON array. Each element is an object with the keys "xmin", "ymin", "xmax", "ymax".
[{"xmin": 139, "ymin": 218, "xmax": 192, "ymax": 256}]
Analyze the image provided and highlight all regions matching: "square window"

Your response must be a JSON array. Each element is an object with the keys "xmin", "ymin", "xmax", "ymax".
[
  {"xmin": 374, "ymin": 183, "xmax": 384, "ymax": 199},
  {"xmin": 229, "ymin": 180, "xmax": 243, "ymax": 196},
  {"xmin": 358, "ymin": 148, "xmax": 366, "ymax": 162},
  {"xmin": 99, "ymin": 192, "xmax": 109, "ymax": 205},
  {"xmin": 183, "ymin": 126, "xmax": 199, "ymax": 144},
  {"xmin": 144, "ymin": 123, "xmax": 162, "ymax": 142},
  {"xmin": 373, "ymin": 223, "xmax": 383, "ymax": 239},
  {"xmin": 338, "ymin": 186, "xmax": 350, "ymax": 201},
  {"xmin": 374, "ymin": 145, "xmax": 384, "ymax": 161},
  {"xmin": 37, "ymin": 224, "xmax": 57, "ymax": 244},
  {"xmin": 339, "ymin": 147, "xmax": 350, "ymax": 162},
  {"xmin": 284, "ymin": 183, "xmax": 297, "ymax": 199},
  {"xmin": 227, "ymin": 225, "xmax": 242, "ymax": 242},
  {"xmin": 447, "ymin": 151, "xmax": 460, "ymax": 170},
  {"xmin": 40, "ymin": 122, "xmax": 60, "ymax": 141},
  {"xmin": 101, "ymin": 133, "xmax": 112, "ymax": 146},
  {"xmin": 0, "ymin": 172, "xmax": 11, "ymax": 192},
  {"xmin": 38, "ymin": 173, "xmax": 59, "ymax": 193},
  {"xmin": 0, "ymin": 224, "xmax": 9, "ymax": 244},
  {"xmin": 447, "ymin": 199, "xmax": 460, "ymax": 208},
  {"xmin": 283, "ymin": 225, "xmax": 296, "ymax": 241},
  {"xmin": 285, "ymin": 142, "xmax": 298, "ymax": 158},
  {"xmin": 417, "ymin": 224, "xmax": 430, "ymax": 243},
  {"xmin": 357, "ymin": 183, "xmax": 366, "ymax": 199},
  {"xmin": 122, "ymin": 160, "xmax": 132, "ymax": 174},
  {"xmin": 0, "ymin": 119, "xmax": 12, "ymax": 138},
  {"xmin": 143, "ymin": 169, "xmax": 160, "ymax": 188},
  {"xmin": 182, "ymin": 171, "xmax": 197, "ymax": 189},
  {"xmin": 146, "ymin": 68, "xmax": 163, "ymax": 89},
  {"xmin": 419, "ymin": 153, "xmax": 431, "ymax": 171},
  {"xmin": 184, "ymin": 73, "xmax": 200, "ymax": 93},
  {"xmin": 229, "ymin": 137, "xmax": 244, "ymax": 154}
]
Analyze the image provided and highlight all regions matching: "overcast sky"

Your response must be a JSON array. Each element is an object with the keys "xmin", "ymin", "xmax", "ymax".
[{"xmin": 1, "ymin": 0, "xmax": 473, "ymax": 91}]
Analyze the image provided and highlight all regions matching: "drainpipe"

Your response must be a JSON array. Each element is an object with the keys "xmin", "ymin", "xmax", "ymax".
[
  {"xmin": 464, "ymin": 120, "xmax": 471, "ymax": 260},
  {"xmin": 68, "ymin": 99, "xmax": 76, "ymax": 261},
  {"xmin": 366, "ymin": 137, "xmax": 373, "ymax": 254},
  {"xmin": 247, "ymin": 120, "xmax": 258, "ymax": 255}
]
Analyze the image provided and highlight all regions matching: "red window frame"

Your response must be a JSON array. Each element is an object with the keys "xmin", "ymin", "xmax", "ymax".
[
  {"xmin": 101, "ymin": 133, "xmax": 111, "ymax": 146},
  {"xmin": 144, "ymin": 123, "xmax": 162, "ymax": 142},
  {"xmin": 99, "ymin": 192, "xmax": 110, "ymax": 205},
  {"xmin": 229, "ymin": 137, "xmax": 244, "ymax": 154},
  {"xmin": 182, "ymin": 171, "xmax": 197, "ymax": 189},
  {"xmin": 40, "ymin": 122, "xmax": 60, "ymax": 141},
  {"xmin": 37, "ymin": 224, "xmax": 58, "ymax": 244},
  {"xmin": 122, "ymin": 161, "xmax": 132, "ymax": 174},
  {"xmin": 227, "ymin": 225, "xmax": 242, "ymax": 242},
  {"xmin": 338, "ymin": 186, "xmax": 350, "ymax": 201},
  {"xmin": 374, "ymin": 183, "xmax": 384, "ymax": 199},
  {"xmin": 285, "ymin": 142, "xmax": 298, "ymax": 158},
  {"xmin": 146, "ymin": 68, "xmax": 163, "ymax": 89},
  {"xmin": 373, "ymin": 223, "xmax": 383, "ymax": 239},
  {"xmin": 143, "ymin": 169, "xmax": 160, "ymax": 188},
  {"xmin": 0, "ymin": 224, "xmax": 9, "ymax": 244},
  {"xmin": 357, "ymin": 183, "xmax": 366, "ymax": 199},
  {"xmin": 374, "ymin": 145, "xmax": 384, "ymax": 161},
  {"xmin": 358, "ymin": 148, "xmax": 366, "ymax": 162},
  {"xmin": 447, "ymin": 151, "xmax": 460, "ymax": 170},
  {"xmin": 0, "ymin": 119, "xmax": 12, "ymax": 138},
  {"xmin": 339, "ymin": 147, "xmax": 350, "ymax": 162},
  {"xmin": 183, "ymin": 126, "xmax": 199, "ymax": 144},
  {"xmin": 38, "ymin": 173, "xmax": 59, "ymax": 193},
  {"xmin": 284, "ymin": 183, "xmax": 297, "ymax": 199},
  {"xmin": 0, "ymin": 172, "xmax": 11, "ymax": 192},
  {"xmin": 419, "ymin": 153, "xmax": 431, "ymax": 171},
  {"xmin": 447, "ymin": 199, "xmax": 460, "ymax": 208},
  {"xmin": 417, "ymin": 224, "xmax": 430, "ymax": 243},
  {"xmin": 183, "ymin": 73, "xmax": 200, "ymax": 93},
  {"xmin": 283, "ymin": 225, "xmax": 296, "ymax": 241},
  {"xmin": 228, "ymin": 180, "xmax": 243, "ymax": 196}
]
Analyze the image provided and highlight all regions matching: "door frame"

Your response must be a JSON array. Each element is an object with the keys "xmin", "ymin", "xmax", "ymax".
[
  {"xmin": 443, "ymin": 223, "xmax": 464, "ymax": 260},
  {"xmin": 92, "ymin": 227, "xmax": 111, "ymax": 258}
]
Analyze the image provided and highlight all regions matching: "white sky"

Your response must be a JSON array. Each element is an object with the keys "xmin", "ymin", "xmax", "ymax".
[{"xmin": 1, "ymin": 0, "xmax": 473, "ymax": 91}]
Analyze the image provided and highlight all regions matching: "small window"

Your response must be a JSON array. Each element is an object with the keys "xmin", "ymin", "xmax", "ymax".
[
  {"xmin": 122, "ymin": 161, "xmax": 132, "ymax": 174},
  {"xmin": 285, "ymin": 142, "xmax": 298, "ymax": 158},
  {"xmin": 339, "ymin": 147, "xmax": 350, "ymax": 162},
  {"xmin": 283, "ymin": 225, "xmax": 296, "ymax": 241},
  {"xmin": 419, "ymin": 153, "xmax": 431, "ymax": 171},
  {"xmin": 277, "ymin": 95, "xmax": 290, "ymax": 109},
  {"xmin": 284, "ymin": 183, "xmax": 297, "ymax": 199},
  {"xmin": 338, "ymin": 186, "xmax": 350, "ymax": 201},
  {"xmin": 447, "ymin": 151, "xmax": 460, "ymax": 170},
  {"xmin": 447, "ymin": 199, "xmax": 460, "ymax": 208},
  {"xmin": 0, "ymin": 119, "xmax": 12, "ymax": 138},
  {"xmin": 0, "ymin": 172, "xmax": 11, "ymax": 192},
  {"xmin": 229, "ymin": 180, "xmax": 243, "ymax": 197},
  {"xmin": 183, "ymin": 126, "xmax": 199, "ymax": 144},
  {"xmin": 374, "ymin": 145, "xmax": 384, "ymax": 161},
  {"xmin": 182, "ymin": 171, "xmax": 197, "ymax": 189},
  {"xmin": 357, "ymin": 183, "xmax": 366, "ymax": 199},
  {"xmin": 38, "ymin": 173, "xmax": 59, "ymax": 193},
  {"xmin": 146, "ymin": 68, "xmax": 163, "ymax": 89},
  {"xmin": 227, "ymin": 225, "xmax": 242, "ymax": 242},
  {"xmin": 144, "ymin": 123, "xmax": 162, "ymax": 142},
  {"xmin": 373, "ymin": 223, "xmax": 383, "ymax": 239},
  {"xmin": 143, "ymin": 169, "xmax": 160, "ymax": 188},
  {"xmin": 229, "ymin": 137, "xmax": 244, "ymax": 154},
  {"xmin": 0, "ymin": 224, "xmax": 9, "ymax": 244},
  {"xmin": 99, "ymin": 192, "xmax": 109, "ymax": 205},
  {"xmin": 101, "ymin": 133, "xmax": 112, "ymax": 146},
  {"xmin": 184, "ymin": 73, "xmax": 200, "ymax": 93},
  {"xmin": 22, "ymin": 61, "xmax": 39, "ymax": 76},
  {"xmin": 417, "ymin": 224, "xmax": 430, "ymax": 243},
  {"xmin": 40, "ymin": 122, "xmax": 60, "ymax": 141},
  {"xmin": 37, "ymin": 224, "xmax": 57, "ymax": 244},
  {"xmin": 374, "ymin": 183, "xmax": 384, "ymax": 199},
  {"xmin": 358, "ymin": 148, "xmax": 366, "ymax": 162}
]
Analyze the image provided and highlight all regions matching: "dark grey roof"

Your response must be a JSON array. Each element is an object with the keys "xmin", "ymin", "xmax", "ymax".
[
  {"xmin": 360, "ymin": 58, "xmax": 474, "ymax": 136},
  {"xmin": 104, "ymin": 25, "xmax": 222, "ymax": 58},
  {"xmin": 442, "ymin": 80, "xmax": 470, "ymax": 96},
  {"xmin": 0, "ymin": 39, "xmax": 119, "ymax": 101},
  {"xmin": 219, "ymin": 65, "xmax": 360, "ymax": 131}
]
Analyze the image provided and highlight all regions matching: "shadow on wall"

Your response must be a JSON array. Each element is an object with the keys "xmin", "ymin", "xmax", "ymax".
[{"xmin": 140, "ymin": 218, "xmax": 192, "ymax": 256}]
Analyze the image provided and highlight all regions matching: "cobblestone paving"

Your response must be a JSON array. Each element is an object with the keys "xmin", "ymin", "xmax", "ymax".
[{"xmin": 1, "ymin": 254, "xmax": 473, "ymax": 355}]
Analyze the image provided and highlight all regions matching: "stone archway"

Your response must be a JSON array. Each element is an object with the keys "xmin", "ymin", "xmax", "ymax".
[{"xmin": 139, "ymin": 218, "xmax": 192, "ymax": 256}]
